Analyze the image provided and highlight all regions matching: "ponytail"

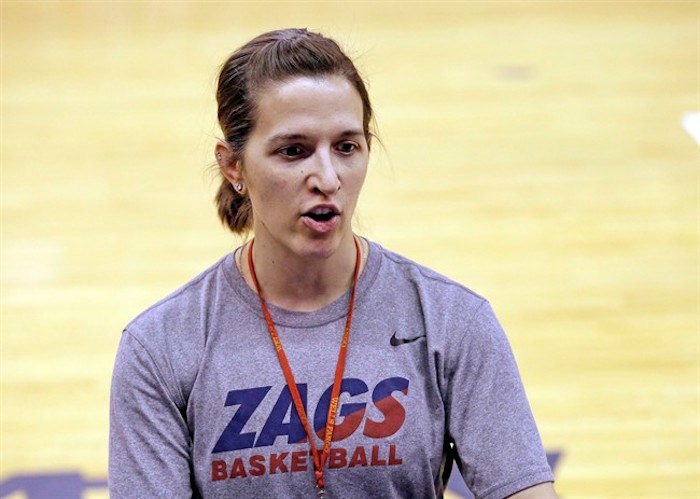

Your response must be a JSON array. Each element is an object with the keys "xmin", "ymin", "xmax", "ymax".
[{"xmin": 215, "ymin": 178, "xmax": 252, "ymax": 233}]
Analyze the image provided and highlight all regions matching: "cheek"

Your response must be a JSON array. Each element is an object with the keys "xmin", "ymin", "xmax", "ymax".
[
  {"xmin": 251, "ymin": 171, "xmax": 299, "ymax": 209},
  {"xmin": 343, "ymin": 162, "xmax": 368, "ymax": 193}
]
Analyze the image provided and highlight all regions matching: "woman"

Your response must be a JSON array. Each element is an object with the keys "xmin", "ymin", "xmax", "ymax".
[{"xmin": 109, "ymin": 28, "xmax": 557, "ymax": 499}]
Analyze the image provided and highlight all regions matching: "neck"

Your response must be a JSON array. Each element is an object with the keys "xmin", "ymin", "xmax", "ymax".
[{"xmin": 239, "ymin": 234, "xmax": 365, "ymax": 312}]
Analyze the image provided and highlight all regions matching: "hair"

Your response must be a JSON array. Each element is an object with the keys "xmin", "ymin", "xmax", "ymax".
[{"xmin": 214, "ymin": 28, "xmax": 374, "ymax": 234}]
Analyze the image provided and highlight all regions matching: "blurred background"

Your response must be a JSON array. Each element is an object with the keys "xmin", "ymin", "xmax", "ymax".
[{"xmin": 1, "ymin": 1, "xmax": 697, "ymax": 497}]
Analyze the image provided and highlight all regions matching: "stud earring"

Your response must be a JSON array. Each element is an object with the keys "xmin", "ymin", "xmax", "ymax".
[{"xmin": 235, "ymin": 183, "xmax": 244, "ymax": 192}]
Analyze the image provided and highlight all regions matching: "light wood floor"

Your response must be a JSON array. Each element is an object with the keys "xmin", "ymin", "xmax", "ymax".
[{"xmin": 1, "ymin": 1, "xmax": 698, "ymax": 497}]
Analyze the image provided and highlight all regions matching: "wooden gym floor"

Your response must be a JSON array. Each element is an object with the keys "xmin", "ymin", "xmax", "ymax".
[{"xmin": 1, "ymin": 1, "xmax": 698, "ymax": 497}]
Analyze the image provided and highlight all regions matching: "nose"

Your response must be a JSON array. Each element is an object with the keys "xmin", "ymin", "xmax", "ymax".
[{"xmin": 308, "ymin": 149, "xmax": 341, "ymax": 195}]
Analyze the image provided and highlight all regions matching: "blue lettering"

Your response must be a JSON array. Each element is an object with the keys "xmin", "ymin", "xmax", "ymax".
[
  {"xmin": 212, "ymin": 386, "xmax": 270, "ymax": 453},
  {"xmin": 371, "ymin": 377, "xmax": 409, "ymax": 402},
  {"xmin": 254, "ymin": 384, "xmax": 308, "ymax": 447},
  {"xmin": 314, "ymin": 378, "xmax": 368, "ymax": 439}
]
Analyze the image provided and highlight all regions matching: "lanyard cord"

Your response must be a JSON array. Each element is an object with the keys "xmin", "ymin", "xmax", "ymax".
[{"xmin": 247, "ymin": 237, "xmax": 362, "ymax": 492}]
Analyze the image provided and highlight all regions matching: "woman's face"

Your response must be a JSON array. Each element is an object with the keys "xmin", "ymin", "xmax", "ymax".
[{"xmin": 239, "ymin": 75, "xmax": 369, "ymax": 260}]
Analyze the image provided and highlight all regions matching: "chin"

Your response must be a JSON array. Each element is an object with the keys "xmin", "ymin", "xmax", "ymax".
[
  {"xmin": 296, "ymin": 233, "xmax": 346, "ymax": 260},
  {"xmin": 300, "ymin": 240, "xmax": 339, "ymax": 260}
]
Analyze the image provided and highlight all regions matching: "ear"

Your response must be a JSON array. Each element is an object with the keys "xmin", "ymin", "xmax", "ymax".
[{"xmin": 215, "ymin": 140, "xmax": 243, "ymax": 185}]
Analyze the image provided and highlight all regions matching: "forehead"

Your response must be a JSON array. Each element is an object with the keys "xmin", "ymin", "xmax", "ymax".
[{"xmin": 251, "ymin": 76, "xmax": 364, "ymax": 138}]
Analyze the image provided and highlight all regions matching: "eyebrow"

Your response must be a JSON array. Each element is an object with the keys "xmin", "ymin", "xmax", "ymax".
[{"xmin": 267, "ymin": 129, "xmax": 365, "ymax": 144}]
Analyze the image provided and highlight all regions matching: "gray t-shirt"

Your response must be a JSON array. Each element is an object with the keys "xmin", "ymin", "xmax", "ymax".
[{"xmin": 109, "ymin": 241, "xmax": 553, "ymax": 499}]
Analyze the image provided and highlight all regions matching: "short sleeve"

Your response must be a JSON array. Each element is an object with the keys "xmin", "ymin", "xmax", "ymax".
[
  {"xmin": 109, "ymin": 330, "xmax": 195, "ymax": 499},
  {"xmin": 445, "ymin": 301, "xmax": 554, "ymax": 499}
]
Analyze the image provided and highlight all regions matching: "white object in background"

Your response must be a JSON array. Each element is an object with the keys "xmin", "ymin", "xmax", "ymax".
[{"xmin": 682, "ymin": 112, "xmax": 700, "ymax": 145}]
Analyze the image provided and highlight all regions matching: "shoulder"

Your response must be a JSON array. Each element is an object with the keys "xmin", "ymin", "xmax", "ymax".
[
  {"xmin": 125, "ymin": 252, "xmax": 234, "ymax": 340},
  {"xmin": 120, "ymin": 252, "xmax": 237, "ymax": 380},
  {"xmin": 116, "ymin": 253, "xmax": 238, "ymax": 404},
  {"xmin": 367, "ymin": 241, "xmax": 507, "ymax": 354},
  {"xmin": 369, "ymin": 241, "xmax": 488, "ymax": 313}
]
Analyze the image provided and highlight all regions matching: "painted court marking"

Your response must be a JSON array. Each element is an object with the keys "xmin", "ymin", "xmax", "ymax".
[
  {"xmin": 0, "ymin": 451, "xmax": 563, "ymax": 499},
  {"xmin": 682, "ymin": 112, "xmax": 700, "ymax": 145}
]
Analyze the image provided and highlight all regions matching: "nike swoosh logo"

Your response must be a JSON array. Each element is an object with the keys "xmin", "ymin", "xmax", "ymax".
[{"xmin": 390, "ymin": 331, "xmax": 426, "ymax": 347}]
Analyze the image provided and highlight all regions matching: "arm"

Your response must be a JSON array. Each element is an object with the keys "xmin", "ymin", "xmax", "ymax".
[
  {"xmin": 445, "ymin": 301, "xmax": 555, "ymax": 498},
  {"xmin": 508, "ymin": 482, "xmax": 558, "ymax": 499},
  {"xmin": 109, "ymin": 330, "xmax": 194, "ymax": 499}
]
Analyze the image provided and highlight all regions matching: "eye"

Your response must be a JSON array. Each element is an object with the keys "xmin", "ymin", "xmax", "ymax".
[
  {"xmin": 336, "ymin": 141, "xmax": 359, "ymax": 155},
  {"xmin": 277, "ymin": 145, "xmax": 306, "ymax": 158}
]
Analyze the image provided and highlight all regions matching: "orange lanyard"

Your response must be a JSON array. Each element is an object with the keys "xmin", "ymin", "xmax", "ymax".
[{"xmin": 247, "ymin": 237, "xmax": 361, "ymax": 495}]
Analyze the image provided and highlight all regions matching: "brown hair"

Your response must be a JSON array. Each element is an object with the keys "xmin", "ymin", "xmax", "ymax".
[{"xmin": 215, "ymin": 28, "xmax": 374, "ymax": 233}]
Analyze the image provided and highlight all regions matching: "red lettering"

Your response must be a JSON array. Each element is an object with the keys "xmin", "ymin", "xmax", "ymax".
[
  {"xmin": 329, "ymin": 447, "xmax": 347, "ymax": 469},
  {"xmin": 363, "ymin": 398, "xmax": 406, "ymax": 438},
  {"xmin": 332, "ymin": 409, "xmax": 365, "ymax": 441},
  {"xmin": 230, "ymin": 457, "xmax": 247, "ymax": 479},
  {"xmin": 388, "ymin": 444, "xmax": 402, "ymax": 465},
  {"xmin": 291, "ymin": 451, "xmax": 308, "ymax": 472},
  {"xmin": 370, "ymin": 445, "xmax": 386, "ymax": 466},
  {"xmin": 269, "ymin": 452, "xmax": 289, "ymax": 474},
  {"xmin": 211, "ymin": 460, "xmax": 227, "ymax": 481},
  {"xmin": 363, "ymin": 378, "xmax": 408, "ymax": 439},
  {"xmin": 249, "ymin": 454, "xmax": 266, "ymax": 476},
  {"xmin": 349, "ymin": 446, "xmax": 368, "ymax": 467},
  {"xmin": 314, "ymin": 379, "xmax": 369, "ymax": 442}
]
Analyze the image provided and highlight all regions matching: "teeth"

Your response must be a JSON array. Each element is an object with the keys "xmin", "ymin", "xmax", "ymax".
[
  {"xmin": 310, "ymin": 207, "xmax": 335, "ymax": 215},
  {"xmin": 304, "ymin": 207, "xmax": 337, "ymax": 222}
]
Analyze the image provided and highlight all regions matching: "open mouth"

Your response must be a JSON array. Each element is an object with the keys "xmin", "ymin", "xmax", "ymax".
[{"xmin": 303, "ymin": 207, "xmax": 339, "ymax": 222}]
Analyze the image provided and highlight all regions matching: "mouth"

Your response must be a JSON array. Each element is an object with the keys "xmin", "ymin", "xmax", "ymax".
[
  {"xmin": 303, "ymin": 207, "xmax": 338, "ymax": 222},
  {"xmin": 301, "ymin": 205, "xmax": 341, "ymax": 233}
]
